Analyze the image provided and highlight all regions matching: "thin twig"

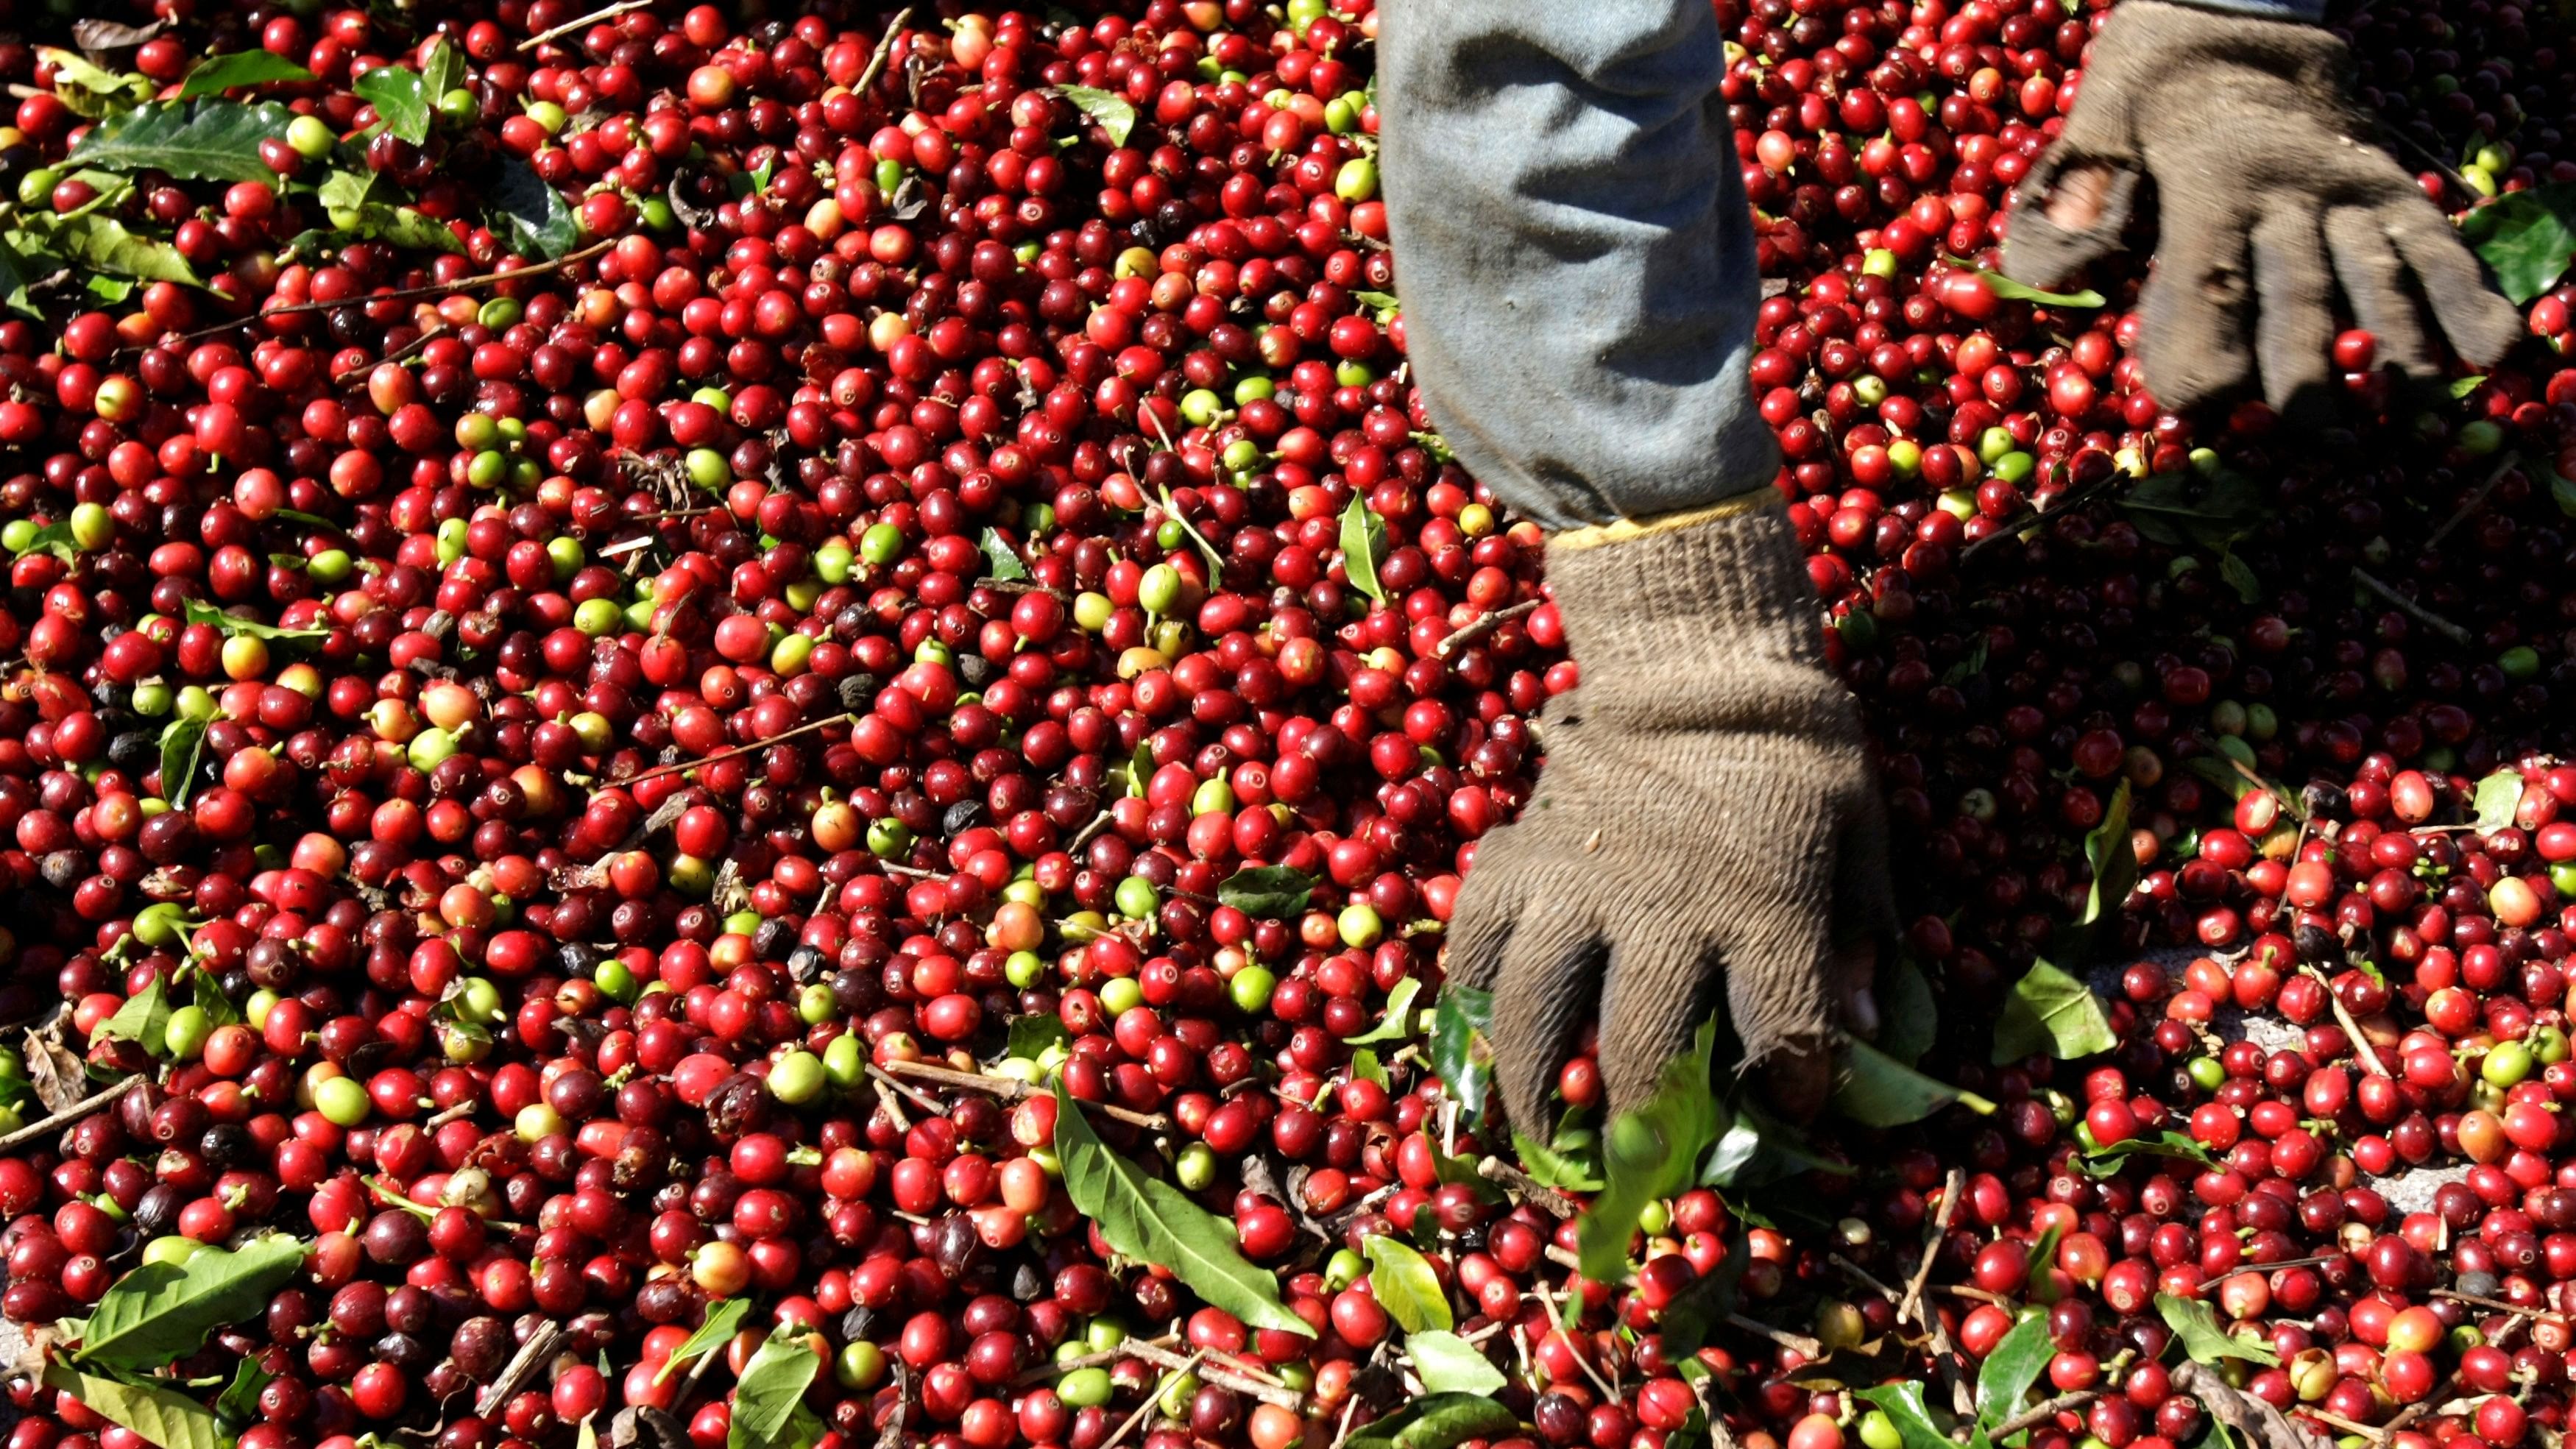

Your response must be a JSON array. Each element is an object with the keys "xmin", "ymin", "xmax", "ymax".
[
  {"xmin": 854, "ymin": 7, "xmax": 916, "ymax": 96},
  {"xmin": 623, "ymin": 712, "xmax": 857, "ymax": 785},
  {"xmin": 517, "ymin": 0, "xmax": 652, "ymax": 50},
  {"xmin": 1122, "ymin": 1339, "xmax": 1301, "ymax": 1409},
  {"xmin": 167, "ymin": 239, "xmax": 616, "ymax": 346},
  {"xmin": 1101, "ymin": 1348, "xmax": 1202, "ymax": 1449},
  {"xmin": 1991, "ymin": 1391, "xmax": 2101, "ymax": 1439},
  {"xmin": 1477, "ymin": 1155, "xmax": 1578, "ymax": 1218},
  {"xmin": 1434, "ymin": 599, "xmax": 1541, "ymax": 659},
  {"xmin": 1532, "ymin": 1279, "xmax": 1620, "ymax": 1402},
  {"xmin": 425, "ymin": 1099, "xmax": 478, "ymax": 1128},
  {"xmin": 865, "ymin": 1064, "xmax": 946, "ymax": 1115},
  {"xmin": 333, "ymin": 322, "xmax": 445, "ymax": 386},
  {"xmin": 1069, "ymin": 809, "xmax": 1115, "ymax": 852},
  {"xmin": 2377, "ymin": 123, "xmax": 2475, "ymax": 199},
  {"xmin": 0, "ymin": 1075, "xmax": 144, "ymax": 1152},
  {"xmin": 1725, "ymin": 1314, "xmax": 1822, "ymax": 1358},
  {"xmin": 878, "ymin": 1057, "xmax": 1170, "ymax": 1130},
  {"xmin": 2301, "ymin": 966, "xmax": 2392, "ymax": 1078},
  {"xmin": 874, "ymin": 1079, "xmax": 909, "ymax": 1132},
  {"xmin": 1827, "ymin": 1253, "xmax": 1900, "ymax": 1300},
  {"xmin": 477, "ymin": 1319, "xmax": 567, "ymax": 1417},
  {"xmin": 2424, "ymin": 452, "xmax": 2523, "ymax": 549},
  {"xmin": 1934, "ymin": 1283, "xmax": 2014, "ymax": 1306},
  {"xmin": 1958, "ymin": 470, "xmax": 2129, "ymax": 565},
  {"xmin": 2433, "ymin": 1287, "xmax": 2549, "ymax": 1319},
  {"xmin": 1008, "ymin": 1336, "xmax": 1183, "ymax": 1389},
  {"xmin": 2350, "ymin": 567, "xmax": 2473, "ymax": 648},
  {"xmin": 1897, "ymin": 1167, "xmax": 1964, "ymax": 1328}
]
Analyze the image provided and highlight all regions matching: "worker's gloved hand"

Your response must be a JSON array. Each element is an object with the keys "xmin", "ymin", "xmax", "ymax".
[
  {"xmin": 2002, "ymin": 0, "xmax": 2519, "ymax": 421},
  {"xmin": 1445, "ymin": 505, "xmax": 1894, "ymax": 1131}
]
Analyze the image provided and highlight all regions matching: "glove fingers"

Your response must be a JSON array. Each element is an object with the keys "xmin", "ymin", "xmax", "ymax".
[
  {"xmin": 2384, "ymin": 201, "xmax": 2524, "ymax": 367},
  {"xmin": 1834, "ymin": 780, "xmax": 1900, "ymax": 947},
  {"xmin": 2322, "ymin": 208, "xmax": 2434, "ymax": 378},
  {"xmin": 2002, "ymin": 161, "xmax": 2142, "ymax": 292},
  {"xmin": 1443, "ymin": 835, "xmax": 1526, "ymax": 996},
  {"xmin": 1593, "ymin": 928, "xmax": 1722, "ymax": 1124},
  {"xmin": 2136, "ymin": 202, "xmax": 2257, "ymax": 413},
  {"xmin": 2248, "ymin": 205, "xmax": 2337, "ymax": 426},
  {"xmin": 1487, "ymin": 887, "xmax": 1604, "ymax": 1136}
]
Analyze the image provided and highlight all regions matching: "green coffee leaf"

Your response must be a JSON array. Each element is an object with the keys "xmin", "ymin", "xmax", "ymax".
[
  {"xmin": 180, "ymin": 52, "xmax": 316, "ymax": 97},
  {"xmin": 2474, "ymin": 770, "xmax": 2524, "ymax": 832},
  {"xmin": 213, "ymin": 1355, "xmax": 275, "ymax": 1425},
  {"xmin": 1700, "ymin": 1098, "xmax": 1849, "ymax": 1190},
  {"xmin": 15, "ymin": 214, "xmax": 199, "ymax": 286},
  {"xmin": 355, "ymin": 61, "xmax": 431, "ymax": 144},
  {"xmin": 2076, "ymin": 1130, "xmax": 2215, "ymax": 1180},
  {"xmin": 1942, "ymin": 258, "xmax": 2103, "ymax": 308},
  {"xmin": 2078, "ymin": 779, "xmax": 2137, "ymax": 931},
  {"xmin": 1342, "ymin": 975, "xmax": 1421, "ymax": 1045},
  {"xmin": 1510, "ymin": 1130, "xmax": 1603, "ymax": 1192},
  {"xmin": 2450, "ymin": 374, "xmax": 2489, "ymax": 400},
  {"xmin": 1058, "ymin": 85, "xmax": 1137, "ymax": 146},
  {"xmin": 492, "ymin": 158, "xmax": 578, "ymax": 259},
  {"xmin": 654, "ymin": 1294, "xmax": 750, "ymax": 1386},
  {"xmin": 73, "ymin": 1235, "xmax": 308, "ymax": 1372},
  {"xmin": 2218, "ymin": 550, "xmax": 2259, "ymax": 606},
  {"xmin": 1216, "ymin": 865, "xmax": 1315, "ymax": 918},
  {"xmin": 68, "ymin": 100, "xmax": 296, "ymax": 181},
  {"xmin": 1340, "ymin": 495, "xmax": 1387, "ymax": 604},
  {"xmin": 10, "ymin": 520, "xmax": 77, "ymax": 564},
  {"xmin": 1876, "ymin": 960, "xmax": 1939, "ymax": 1069},
  {"xmin": 1052, "ymin": 1082, "xmax": 1313, "ymax": 1336},
  {"xmin": 1345, "ymin": 1395, "xmax": 1519, "ymax": 1449},
  {"xmin": 724, "ymin": 1335, "xmax": 821, "ymax": 1449},
  {"xmin": 1350, "ymin": 1048, "xmax": 1387, "ymax": 1090},
  {"xmin": 37, "ymin": 49, "xmax": 155, "ymax": 115},
  {"xmin": 183, "ymin": 600, "xmax": 329, "ymax": 641},
  {"xmin": 1993, "ymin": 960, "xmax": 2117, "ymax": 1064},
  {"xmin": 93, "ymin": 974, "xmax": 173, "ymax": 1057},
  {"xmin": 1405, "ymin": 1330, "xmax": 1504, "ymax": 1396},
  {"xmin": 978, "ymin": 528, "xmax": 1029, "ymax": 581},
  {"xmin": 421, "ymin": 38, "xmax": 467, "ymax": 102},
  {"xmin": 2461, "ymin": 183, "xmax": 2576, "ymax": 304},
  {"xmin": 1005, "ymin": 1015, "xmax": 1069, "ymax": 1061},
  {"xmin": 1831, "ymin": 1036, "xmax": 1993, "ymax": 1127},
  {"xmin": 159, "ymin": 716, "xmax": 207, "ymax": 809},
  {"xmin": 2154, "ymin": 1292, "xmax": 2279, "ymax": 1367},
  {"xmin": 1428, "ymin": 985, "xmax": 1493, "ymax": 1121},
  {"xmin": 1975, "ymin": 1314, "xmax": 2053, "ymax": 1428},
  {"xmin": 1577, "ymin": 1021, "xmax": 1719, "ymax": 1283},
  {"xmin": 44, "ymin": 1364, "xmax": 225, "ymax": 1449},
  {"xmin": 1362, "ymin": 1233, "xmax": 1450, "ymax": 1333},
  {"xmin": 1855, "ymin": 1382, "xmax": 1956, "ymax": 1449}
]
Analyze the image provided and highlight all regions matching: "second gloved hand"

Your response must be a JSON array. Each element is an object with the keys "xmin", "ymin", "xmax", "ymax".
[
  {"xmin": 1445, "ymin": 504, "xmax": 1895, "ymax": 1131},
  {"xmin": 2001, "ymin": 1, "xmax": 2519, "ymax": 419}
]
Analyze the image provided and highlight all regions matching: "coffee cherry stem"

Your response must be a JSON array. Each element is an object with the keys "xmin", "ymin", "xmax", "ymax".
[
  {"xmin": 1988, "ymin": 1389, "xmax": 2103, "ymax": 1441},
  {"xmin": 1895, "ymin": 1166, "xmax": 1964, "ymax": 1331},
  {"xmin": 863, "ymin": 1062, "xmax": 949, "ymax": 1116}
]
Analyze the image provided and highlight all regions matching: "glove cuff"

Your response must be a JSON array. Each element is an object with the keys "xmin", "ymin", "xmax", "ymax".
[{"xmin": 1543, "ymin": 504, "xmax": 1860, "ymax": 739}]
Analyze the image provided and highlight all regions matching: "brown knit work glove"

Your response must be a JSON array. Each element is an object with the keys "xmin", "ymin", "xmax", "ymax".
[
  {"xmin": 2001, "ymin": 1, "xmax": 2519, "ymax": 421},
  {"xmin": 1445, "ymin": 505, "xmax": 1896, "ymax": 1130}
]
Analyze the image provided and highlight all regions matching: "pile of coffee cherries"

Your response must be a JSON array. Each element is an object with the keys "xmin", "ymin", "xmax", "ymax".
[{"xmin": 0, "ymin": 5, "xmax": 2570, "ymax": 1449}]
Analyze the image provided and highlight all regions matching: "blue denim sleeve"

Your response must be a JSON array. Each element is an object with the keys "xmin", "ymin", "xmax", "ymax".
[{"xmin": 1375, "ymin": 0, "xmax": 2317, "ymax": 532}]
